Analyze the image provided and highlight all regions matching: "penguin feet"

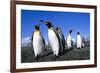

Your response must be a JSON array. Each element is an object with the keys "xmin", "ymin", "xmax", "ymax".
[
  {"xmin": 81, "ymin": 46, "xmax": 84, "ymax": 48},
  {"xmin": 77, "ymin": 47, "xmax": 81, "ymax": 49},
  {"xmin": 59, "ymin": 50, "xmax": 64, "ymax": 56},
  {"xmin": 35, "ymin": 55, "xmax": 39, "ymax": 61},
  {"xmin": 82, "ymin": 43, "xmax": 84, "ymax": 48},
  {"xmin": 53, "ymin": 52, "xmax": 59, "ymax": 59},
  {"xmin": 55, "ymin": 55, "xmax": 59, "ymax": 59},
  {"xmin": 81, "ymin": 46, "xmax": 83, "ymax": 48},
  {"xmin": 58, "ymin": 50, "xmax": 61, "ymax": 56}
]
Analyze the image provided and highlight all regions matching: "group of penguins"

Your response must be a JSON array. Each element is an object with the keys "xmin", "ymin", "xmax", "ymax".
[{"xmin": 31, "ymin": 20, "xmax": 84, "ymax": 59}]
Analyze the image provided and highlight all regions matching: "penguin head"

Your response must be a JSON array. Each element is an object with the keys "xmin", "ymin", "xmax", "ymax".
[
  {"xmin": 69, "ymin": 30, "xmax": 72, "ymax": 34},
  {"xmin": 34, "ymin": 25, "xmax": 39, "ymax": 31},
  {"xmin": 56, "ymin": 27, "xmax": 61, "ymax": 31},
  {"xmin": 44, "ymin": 21, "xmax": 53, "ymax": 28},
  {"xmin": 40, "ymin": 20, "xmax": 53, "ymax": 28},
  {"xmin": 56, "ymin": 27, "xmax": 59, "ymax": 31},
  {"xmin": 77, "ymin": 32, "xmax": 80, "ymax": 35}
]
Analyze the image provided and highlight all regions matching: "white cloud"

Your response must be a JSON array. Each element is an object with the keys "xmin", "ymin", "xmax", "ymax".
[
  {"xmin": 21, "ymin": 36, "xmax": 31, "ymax": 47},
  {"xmin": 72, "ymin": 38, "xmax": 76, "ymax": 42}
]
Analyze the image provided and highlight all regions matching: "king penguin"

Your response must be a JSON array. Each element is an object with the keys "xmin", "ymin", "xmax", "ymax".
[
  {"xmin": 66, "ymin": 30, "xmax": 73, "ymax": 50},
  {"xmin": 56, "ymin": 27, "xmax": 65, "ymax": 53},
  {"xmin": 40, "ymin": 20, "xmax": 60, "ymax": 57},
  {"xmin": 77, "ymin": 32, "xmax": 84, "ymax": 49},
  {"xmin": 76, "ymin": 32, "xmax": 84, "ymax": 49},
  {"xmin": 31, "ymin": 24, "xmax": 46, "ymax": 59}
]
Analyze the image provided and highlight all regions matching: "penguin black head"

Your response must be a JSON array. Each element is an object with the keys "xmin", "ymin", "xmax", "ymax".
[
  {"xmin": 77, "ymin": 32, "xmax": 80, "ymax": 35},
  {"xmin": 40, "ymin": 20, "xmax": 53, "ymax": 28},
  {"xmin": 34, "ymin": 25, "xmax": 39, "ymax": 31},
  {"xmin": 56, "ymin": 27, "xmax": 59, "ymax": 31},
  {"xmin": 69, "ymin": 30, "xmax": 72, "ymax": 34},
  {"xmin": 56, "ymin": 27, "xmax": 61, "ymax": 32},
  {"xmin": 44, "ymin": 21, "xmax": 53, "ymax": 28}
]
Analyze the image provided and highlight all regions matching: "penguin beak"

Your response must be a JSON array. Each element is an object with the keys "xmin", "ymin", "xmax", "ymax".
[
  {"xmin": 40, "ymin": 20, "xmax": 45, "ymax": 24},
  {"xmin": 40, "ymin": 20, "xmax": 52, "ymax": 28},
  {"xmin": 40, "ymin": 20, "xmax": 44, "ymax": 22},
  {"xmin": 40, "ymin": 20, "xmax": 47, "ymax": 25}
]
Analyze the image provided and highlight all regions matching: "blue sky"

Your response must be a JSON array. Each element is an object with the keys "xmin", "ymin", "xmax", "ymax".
[{"xmin": 21, "ymin": 9, "xmax": 90, "ymax": 42}]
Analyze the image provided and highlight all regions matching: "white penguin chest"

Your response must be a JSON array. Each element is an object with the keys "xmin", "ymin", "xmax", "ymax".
[
  {"xmin": 77, "ymin": 35, "xmax": 82, "ymax": 43},
  {"xmin": 33, "ymin": 31, "xmax": 43, "ymax": 52},
  {"xmin": 48, "ymin": 29, "xmax": 59, "ymax": 50},
  {"xmin": 67, "ymin": 34, "xmax": 72, "ymax": 45},
  {"xmin": 48, "ymin": 29, "xmax": 57, "ymax": 40},
  {"xmin": 67, "ymin": 34, "xmax": 71, "ymax": 42}
]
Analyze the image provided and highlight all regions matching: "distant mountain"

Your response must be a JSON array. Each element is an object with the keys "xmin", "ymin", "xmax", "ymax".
[
  {"xmin": 82, "ymin": 36, "xmax": 90, "ymax": 43},
  {"xmin": 21, "ymin": 36, "xmax": 32, "ymax": 47},
  {"xmin": 86, "ymin": 36, "xmax": 90, "ymax": 42},
  {"xmin": 21, "ymin": 36, "xmax": 90, "ymax": 48}
]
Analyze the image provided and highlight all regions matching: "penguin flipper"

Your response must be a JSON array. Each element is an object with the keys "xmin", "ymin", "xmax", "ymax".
[
  {"xmin": 58, "ymin": 28, "xmax": 65, "ymax": 51},
  {"xmin": 43, "ymin": 38, "xmax": 46, "ymax": 51},
  {"xmin": 71, "ymin": 40, "xmax": 73, "ymax": 47},
  {"xmin": 41, "ymin": 33, "xmax": 46, "ymax": 51}
]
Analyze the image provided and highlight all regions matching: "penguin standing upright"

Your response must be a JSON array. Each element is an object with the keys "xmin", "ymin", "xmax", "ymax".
[
  {"xmin": 31, "ymin": 24, "xmax": 46, "ymax": 59},
  {"xmin": 40, "ymin": 20, "xmax": 60, "ymax": 57},
  {"xmin": 76, "ymin": 32, "xmax": 84, "ymax": 49},
  {"xmin": 66, "ymin": 30, "xmax": 73, "ymax": 50},
  {"xmin": 56, "ymin": 27, "xmax": 65, "ymax": 52}
]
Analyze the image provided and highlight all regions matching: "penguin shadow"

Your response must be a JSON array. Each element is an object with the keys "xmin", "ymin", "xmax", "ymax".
[
  {"xmin": 33, "ymin": 49, "xmax": 54, "ymax": 62},
  {"xmin": 76, "ymin": 46, "xmax": 84, "ymax": 49},
  {"xmin": 67, "ymin": 47, "xmax": 74, "ymax": 51},
  {"xmin": 41, "ymin": 51, "xmax": 53, "ymax": 58},
  {"xmin": 37, "ymin": 50, "xmax": 62, "ymax": 61},
  {"xmin": 59, "ymin": 47, "xmax": 74, "ymax": 56}
]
